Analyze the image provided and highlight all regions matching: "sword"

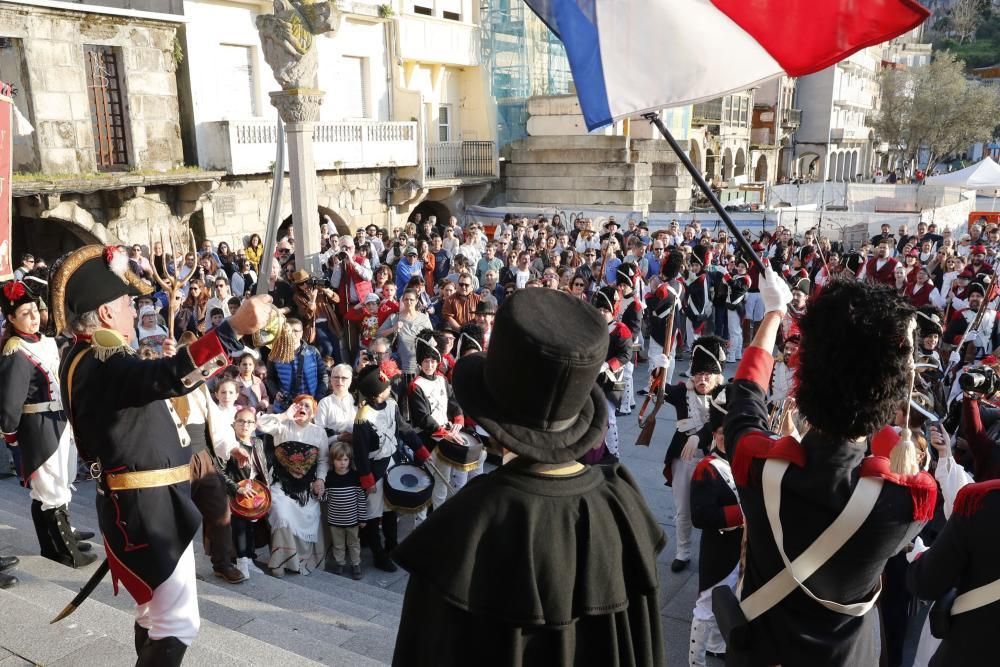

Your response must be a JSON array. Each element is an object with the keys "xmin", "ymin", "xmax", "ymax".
[
  {"xmin": 422, "ymin": 458, "xmax": 457, "ymax": 498},
  {"xmin": 50, "ymin": 558, "xmax": 110, "ymax": 624}
]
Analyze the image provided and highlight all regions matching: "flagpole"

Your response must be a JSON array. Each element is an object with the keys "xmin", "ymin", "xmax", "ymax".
[{"xmin": 642, "ymin": 112, "xmax": 766, "ymax": 272}]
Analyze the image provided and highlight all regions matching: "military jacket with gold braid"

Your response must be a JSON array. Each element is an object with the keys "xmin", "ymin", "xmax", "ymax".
[{"xmin": 59, "ymin": 323, "xmax": 241, "ymax": 604}]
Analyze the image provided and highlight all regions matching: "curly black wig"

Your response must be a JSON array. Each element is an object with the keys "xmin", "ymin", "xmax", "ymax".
[{"xmin": 795, "ymin": 277, "xmax": 915, "ymax": 439}]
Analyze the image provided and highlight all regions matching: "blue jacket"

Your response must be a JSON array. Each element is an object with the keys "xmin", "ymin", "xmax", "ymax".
[{"xmin": 266, "ymin": 343, "xmax": 329, "ymax": 410}]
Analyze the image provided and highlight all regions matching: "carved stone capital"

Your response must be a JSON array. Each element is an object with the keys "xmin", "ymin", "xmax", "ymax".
[{"xmin": 270, "ymin": 89, "xmax": 326, "ymax": 124}]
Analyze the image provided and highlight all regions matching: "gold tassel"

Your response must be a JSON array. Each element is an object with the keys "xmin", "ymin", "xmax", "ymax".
[
  {"xmin": 890, "ymin": 345, "xmax": 920, "ymax": 476},
  {"xmin": 268, "ymin": 321, "xmax": 296, "ymax": 363},
  {"xmin": 3, "ymin": 337, "xmax": 22, "ymax": 356}
]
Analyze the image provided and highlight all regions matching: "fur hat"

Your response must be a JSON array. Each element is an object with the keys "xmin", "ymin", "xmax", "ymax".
[
  {"xmin": 707, "ymin": 384, "xmax": 730, "ymax": 433},
  {"xmin": 415, "ymin": 328, "xmax": 442, "ymax": 365},
  {"xmin": 969, "ymin": 281, "xmax": 988, "ymax": 298},
  {"xmin": 355, "ymin": 364, "xmax": 391, "ymax": 402},
  {"xmin": 915, "ymin": 307, "xmax": 943, "ymax": 337},
  {"xmin": 591, "ymin": 285, "xmax": 619, "ymax": 312},
  {"xmin": 616, "ymin": 261, "xmax": 639, "ymax": 286},
  {"xmin": 691, "ymin": 245, "xmax": 710, "ymax": 268},
  {"xmin": 455, "ymin": 322, "xmax": 485, "ymax": 357},
  {"xmin": 452, "ymin": 288, "xmax": 609, "ymax": 463},
  {"xmin": 0, "ymin": 281, "xmax": 39, "ymax": 319},
  {"xmin": 797, "ymin": 245, "xmax": 815, "ymax": 263},
  {"xmin": 690, "ymin": 335, "xmax": 726, "ymax": 375},
  {"xmin": 662, "ymin": 249, "xmax": 685, "ymax": 280},
  {"xmin": 842, "ymin": 252, "xmax": 865, "ymax": 274}
]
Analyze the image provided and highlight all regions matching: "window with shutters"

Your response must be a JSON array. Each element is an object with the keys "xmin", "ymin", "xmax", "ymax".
[
  {"xmin": 438, "ymin": 104, "xmax": 451, "ymax": 142},
  {"xmin": 84, "ymin": 44, "xmax": 129, "ymax": 171},
  {"xmin": 217, "ymin": 44, "xmax": 256, "ymax": 118}
]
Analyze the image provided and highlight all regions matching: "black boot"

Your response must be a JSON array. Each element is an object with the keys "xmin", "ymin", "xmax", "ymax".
[
  {"xmin": 365, "ymin": 519, "xmax": 397, "ymax": 573},
  {"xmin": 134, "ymin": 623, "xmax": 149, "ymax": 656},
  {"xmin": 136, "ymin": 636, "xmax": 187, "ymax": 666},
  {"xmin": 381, "ymin": 511, "xmax": 398, "ymax": 553},
  {"xmin": 0, "ymin": 572, "xmax": 16, "ymax": 589},
  {"xmin": 45, "ymin": 505, "xmax": 98, "ymax": 568},
  {"xmin": 31, "ymin": 500, "xmax": 60, "ymax": 561}
]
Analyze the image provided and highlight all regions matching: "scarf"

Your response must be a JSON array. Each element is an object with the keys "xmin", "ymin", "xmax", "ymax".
[{"xmin": 273, "ymin": 440, "xmax": 319, "ymax": 506}]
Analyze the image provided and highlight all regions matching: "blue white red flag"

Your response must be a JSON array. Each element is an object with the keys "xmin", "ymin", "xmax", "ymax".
[{"xmin": 523, "ymin": 0, "xmax": 929, "ymax": 131}]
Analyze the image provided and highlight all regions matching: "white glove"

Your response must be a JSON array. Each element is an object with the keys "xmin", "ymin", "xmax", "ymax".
[
  {"xmin": 962, "ymin": 329, "xmax": 978, "ymax": 344},
  {"xmin": 680, "ymin": 435, "xmax": 701, "ymax": 461},
  {"xmin": 600, "ymin": 361, "xmax": 610, "ymax": 375},
  {"xmin": 652, "ymin": 353, "xmax": 669, "ymax": 370},
  {"xmin": 948, "ymin": 350, "xmax": 962, "ymax": 367},
  {"xmin": 906, "ymin": 536, "xmax": 928, "ymax": 563},
  {"xmin": 675, "ymin": 418, "xmax": 697, "ymax": 433},
  {"xmin": 759, "ymin": 265, "xmax": 793, "ymax": 314}
]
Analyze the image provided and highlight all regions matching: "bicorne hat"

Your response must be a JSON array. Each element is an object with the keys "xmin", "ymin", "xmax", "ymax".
[
  {"xmin": 49, "ymin": 245, "xmax": 151, "ymax": 333},
  {"xmin": 915, "ymin": 307, "xmax": 943, "ymax": 337},
  {"xmin": 0, "ymin": 281, "xmax": 38, "ymax": 319},
  {"xmin": 690, "ymin": 335, "xmax": 727, "ymax": 376},
  {"xmin": 415, "ymin": 328, "xmax": 442, "ymax": 365},
  {"xmin": 452, "ymin": 288, "xmax": 608, "ymax": 463}
]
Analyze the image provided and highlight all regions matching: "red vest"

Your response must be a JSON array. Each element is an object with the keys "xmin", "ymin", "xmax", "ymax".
[
  {"xmin": 864, "ymin": 256, "xmax": 898, "ymax": 285},
  {"xmin": 908, "ymin": 282, "xmax": 934, "ymax": 308},
  {"xmin": 336, "ymin": 255, "xmax": 373, "ymax": 316}
]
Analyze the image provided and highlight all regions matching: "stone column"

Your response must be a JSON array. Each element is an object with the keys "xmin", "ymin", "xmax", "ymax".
[{"xmin": 272, "ymin": 90, "xmax": 325, "ymax": 276}]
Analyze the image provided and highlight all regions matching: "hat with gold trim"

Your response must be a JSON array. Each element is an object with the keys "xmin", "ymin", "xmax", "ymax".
[{"xmin": 50, "ymin": 245, "xmax": 151, "ymax": 333}]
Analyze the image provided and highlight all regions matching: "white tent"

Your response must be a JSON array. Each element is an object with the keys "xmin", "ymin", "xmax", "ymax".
[{"xmin": 926, "ymin": 156, "xmax": 1000, "ymax": 188}]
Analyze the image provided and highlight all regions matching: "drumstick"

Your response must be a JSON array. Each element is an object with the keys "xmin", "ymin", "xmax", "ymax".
[{"xmin": 423, "ymin": 458, "xmax": 458, "ymax": 498}]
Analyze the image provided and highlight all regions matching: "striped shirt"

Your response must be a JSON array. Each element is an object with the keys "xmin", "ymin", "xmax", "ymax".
[{"xmin": 324, "ymin": 469, "xmax": 367, "ymax": 527}]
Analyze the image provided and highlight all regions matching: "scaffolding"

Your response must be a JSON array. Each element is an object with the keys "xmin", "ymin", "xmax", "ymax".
[{"xmin": 481, "ymin": 0, "xmax": 573, "ymax": 148}]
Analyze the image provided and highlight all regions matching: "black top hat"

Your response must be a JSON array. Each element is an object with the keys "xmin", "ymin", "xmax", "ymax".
[
  {"xmin": 474, "ymin": 296, "xmax": 497, "ymax": 315},
  {"xmin": 707, "ymin": 384, "xmax": 730, "ymax": 433},
  {"xmin": 50, "ymin": 245, "xmax": 151, "ymax": 333},
  {"xmin": 604, "ymin": 219, "xmax": 620, "ymax": 230},
  {"xmin": 356, "ymin": 364, "xmax": 391, "ymax": 402},
  {"xmin": 969, "ymin": 281, "xmax": 988, "ymax": 298},
  {"xmin": 690, "ymin": 335, "xmax": 726, "ymax": 375},
  {"xmin": 452, "ymin": 289, "xmax": 609, "ymax": 463},
  {"xmin": 415, "ymin": 328, "xmax": 442, "ymax": 365}
]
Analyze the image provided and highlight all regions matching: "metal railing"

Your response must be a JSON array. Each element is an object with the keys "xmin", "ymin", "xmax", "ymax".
[
  {"xmin": 691, "ymin": 99, "xmax": 723, "ymax": 124},
  {"xmin": 425, "ymin": 140, "xmax": 497, "ymax": 180},
  {"xmin": 781, "ymin": 108, "xmax": 802, "ymax": 128}
]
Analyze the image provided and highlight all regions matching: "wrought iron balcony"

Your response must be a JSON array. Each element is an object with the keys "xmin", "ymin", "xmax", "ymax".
[{"xmin": 781, "ymin": 108, "xmax": 802, "ymax": 128}]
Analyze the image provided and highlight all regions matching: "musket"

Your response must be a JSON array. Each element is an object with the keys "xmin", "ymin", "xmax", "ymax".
[
  {"xmin": 50, "ymin": 559, "xmax": 110, "ymax": 623},
  {"xmin": 636, "ymin": 305, "xmax": 676, "ymax": 447},
  {"xmin": 946, "ymin": 276, "xmax": 995, "ymax": 382}
]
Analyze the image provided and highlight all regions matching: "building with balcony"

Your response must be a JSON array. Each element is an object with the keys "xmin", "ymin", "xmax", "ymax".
[
  {"xmin": 689, "ymin": 91, "xmax": 754, "ymax": 186},
  {"xmin": 178, "ymin": 0, "xmax": 420, "ymax": 245},
  {"xmin": 0, "ymin": 0, "xmax": 231, "ymax": 260},
  {"xmin": 749, "ymin": 76, "xmax": 798, "ymax": 184},
  {"xmin": 389, "ymin": 0, "xmax": 499, "ymax": 223},
  {"xmin": 794, "ymin": 46, "xmax": 881, "ymax": 183}
]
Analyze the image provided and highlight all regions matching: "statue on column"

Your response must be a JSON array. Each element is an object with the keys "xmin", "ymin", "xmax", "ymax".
[{"xmin": 256, "ymin": 0, "xmax": 341, "ymax": 91}]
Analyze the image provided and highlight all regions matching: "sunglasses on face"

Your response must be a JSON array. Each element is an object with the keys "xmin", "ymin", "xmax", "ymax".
[{"xmin": 235, "ymin": 419, "xmax": 256, "ymax": 426}]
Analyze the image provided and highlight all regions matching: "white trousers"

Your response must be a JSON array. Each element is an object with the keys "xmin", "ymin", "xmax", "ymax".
[
  {"xmin": 364, "ymin": 476, "xmax": 386, "ymax": 520},
  {"xmin": 135, "ymin": 542, "xmax": 200, "ymax": 645},
  {"xmin": 430, "ymin": 448, "xmax": 487, "ymax": 510},
  {"xmin": 605, "ymin": 398, "xmax": 620, "ymax": 457},
  {"xmin": 689, "ymin": 566, "xmax": 738, "ymax": 666},
  {"xmin": 647, "ymin": 339, "xmax": 676, "ymax": 386},
  {"xmin": 621, "ymin": 361, "xmax": 635, "ymax": 413},
  {"xmin": 726, "ymin": 310, "xmax": 743, "ymax": 361},
  {"xmin": 30, "ymin": 426, "xmax": 75, "ymax": 511},
  {"xmin": 671, "ymin": 457, "xmax": 700, "ymax": 561}
]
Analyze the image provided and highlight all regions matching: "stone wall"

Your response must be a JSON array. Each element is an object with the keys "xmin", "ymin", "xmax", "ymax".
[
  {"xmin": 202, "ymin": 168, "xmax": 394, "ymax": 248},
  {"xmin": 0, "ymin": 3, "xmax": 183, "ymax": 174}
]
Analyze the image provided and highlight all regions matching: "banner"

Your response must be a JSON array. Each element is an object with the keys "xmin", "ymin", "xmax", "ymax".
[{"xmin": 0, "ymin": 94, "xmax": 11, "ymax": 282}]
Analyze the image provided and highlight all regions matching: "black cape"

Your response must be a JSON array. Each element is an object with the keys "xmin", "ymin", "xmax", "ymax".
[{"xmin": 392, "ymin": 461, "xmax": 666, "ymax": 667}]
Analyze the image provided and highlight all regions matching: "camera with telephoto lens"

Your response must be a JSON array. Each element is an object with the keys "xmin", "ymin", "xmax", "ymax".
[
  {"xmin": 959, "ymin": 366, "xmax": 999, "ymax": 395},
  {"xmin": 304, "ymin": 276, "xmax": 331, "ymax": 288}
]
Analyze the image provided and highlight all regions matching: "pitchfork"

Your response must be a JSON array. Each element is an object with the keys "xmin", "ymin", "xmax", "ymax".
[{"xmin": 149, "ymin": 226, "xmax": 197, "ymax": 340}]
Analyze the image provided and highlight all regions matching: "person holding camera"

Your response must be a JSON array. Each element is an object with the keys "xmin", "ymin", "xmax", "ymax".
[
  {"xmin": 289, "ymin": 269, "xmax": 342, "ymax": 364},
  {"xmin": 719, "ymin": 270, "xmax": 937, "ymax": 666},
  {"xmin": 329, "ymin": 235, "xmax": 373, "ymax": 362},
  {"xmin": 266, "ymin": 318, "xmax": 329, "ymax": 413}
]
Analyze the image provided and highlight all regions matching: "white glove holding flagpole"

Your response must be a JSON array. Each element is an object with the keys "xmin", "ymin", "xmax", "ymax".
[{"xmin": 759, "ymin": 265, "xmax": 793, "ymax": 315}]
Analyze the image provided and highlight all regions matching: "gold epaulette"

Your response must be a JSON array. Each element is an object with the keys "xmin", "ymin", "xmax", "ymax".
[
  {"xmin": 2, "ymin": 337, "xmax": 22, "ymax": 356},
  {"xmin": 354, "ymin": 401, "xmax": 371, "ymax": 425},
  {"xmin": 774, "ymin": 352, "xmax": 785, "ymax": 364},
  {"xmin": 92, "ymin": 328, "xmax": 136, "ymax": 362}
]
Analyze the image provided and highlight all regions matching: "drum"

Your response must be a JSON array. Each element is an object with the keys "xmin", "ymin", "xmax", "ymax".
[
  {"xmin": 435, "ymin": 430, "xmax": 484, "ymax": 471},
  {"xmin": 383, "ymin": 464, "xmax": 433, "ymax": 513},
  {"xmin": 229, "ymin": 479, "xmax": 271, "ymax": 521}
]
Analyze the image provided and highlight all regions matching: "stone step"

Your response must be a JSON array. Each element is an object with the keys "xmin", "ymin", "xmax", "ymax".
[
  {"xmin": 0, "ymin": 483, "xmax": 399, "ymax": 665},
  {"xmin": 526, "ymin": 94, "xmax": 583, "ymax": 117},
  {"xmin": 507, "ymin": 175, "xmax": 652, "ymax": 191},
  {"xmin": 511, "ymin": 135, "xmax": 630, "ymax": 151},
  {"xmin": 506, "ymin": 162, "xmax": 651, "ymax": 178},
  {"xmin": 507, "ymin": 188, "xmax": 653, "ymax": 207},
  {"xmin": 508, "ymin": 148, "xmax": 632, "ymax": 165}
]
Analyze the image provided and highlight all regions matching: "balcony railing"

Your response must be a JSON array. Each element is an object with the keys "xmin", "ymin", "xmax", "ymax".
[
  {"xmin": 200, "ymin": 119, "xmax": 418, "ymax": 175},
  {"xmin": 426, "ymin": 141, "xmax": 498, "ymax": 180},
  {"xmin": 691, "ymin": 99, "xmax": 723, "ymax": 125},
  {"xmin": 781, "ymin": 108, "xmax": 802, "ymax": 128}
]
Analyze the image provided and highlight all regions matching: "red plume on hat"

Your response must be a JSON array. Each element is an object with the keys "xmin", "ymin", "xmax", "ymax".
[
  {"xmin": 0, "ymin": 280, "xmax": 37, "ymax": 319},
  {"xmin": 3, "ymin": 281, "xmax": 26, "ymax": 302},
  {"xmin": 972, "ymin": 244, "xmax": 988, "ymax": 255}
]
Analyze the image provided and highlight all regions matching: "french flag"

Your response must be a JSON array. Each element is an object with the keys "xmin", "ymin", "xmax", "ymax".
[{"xmin": 524, "ymin": 0, "xmax": 930, "ymax": 132}]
